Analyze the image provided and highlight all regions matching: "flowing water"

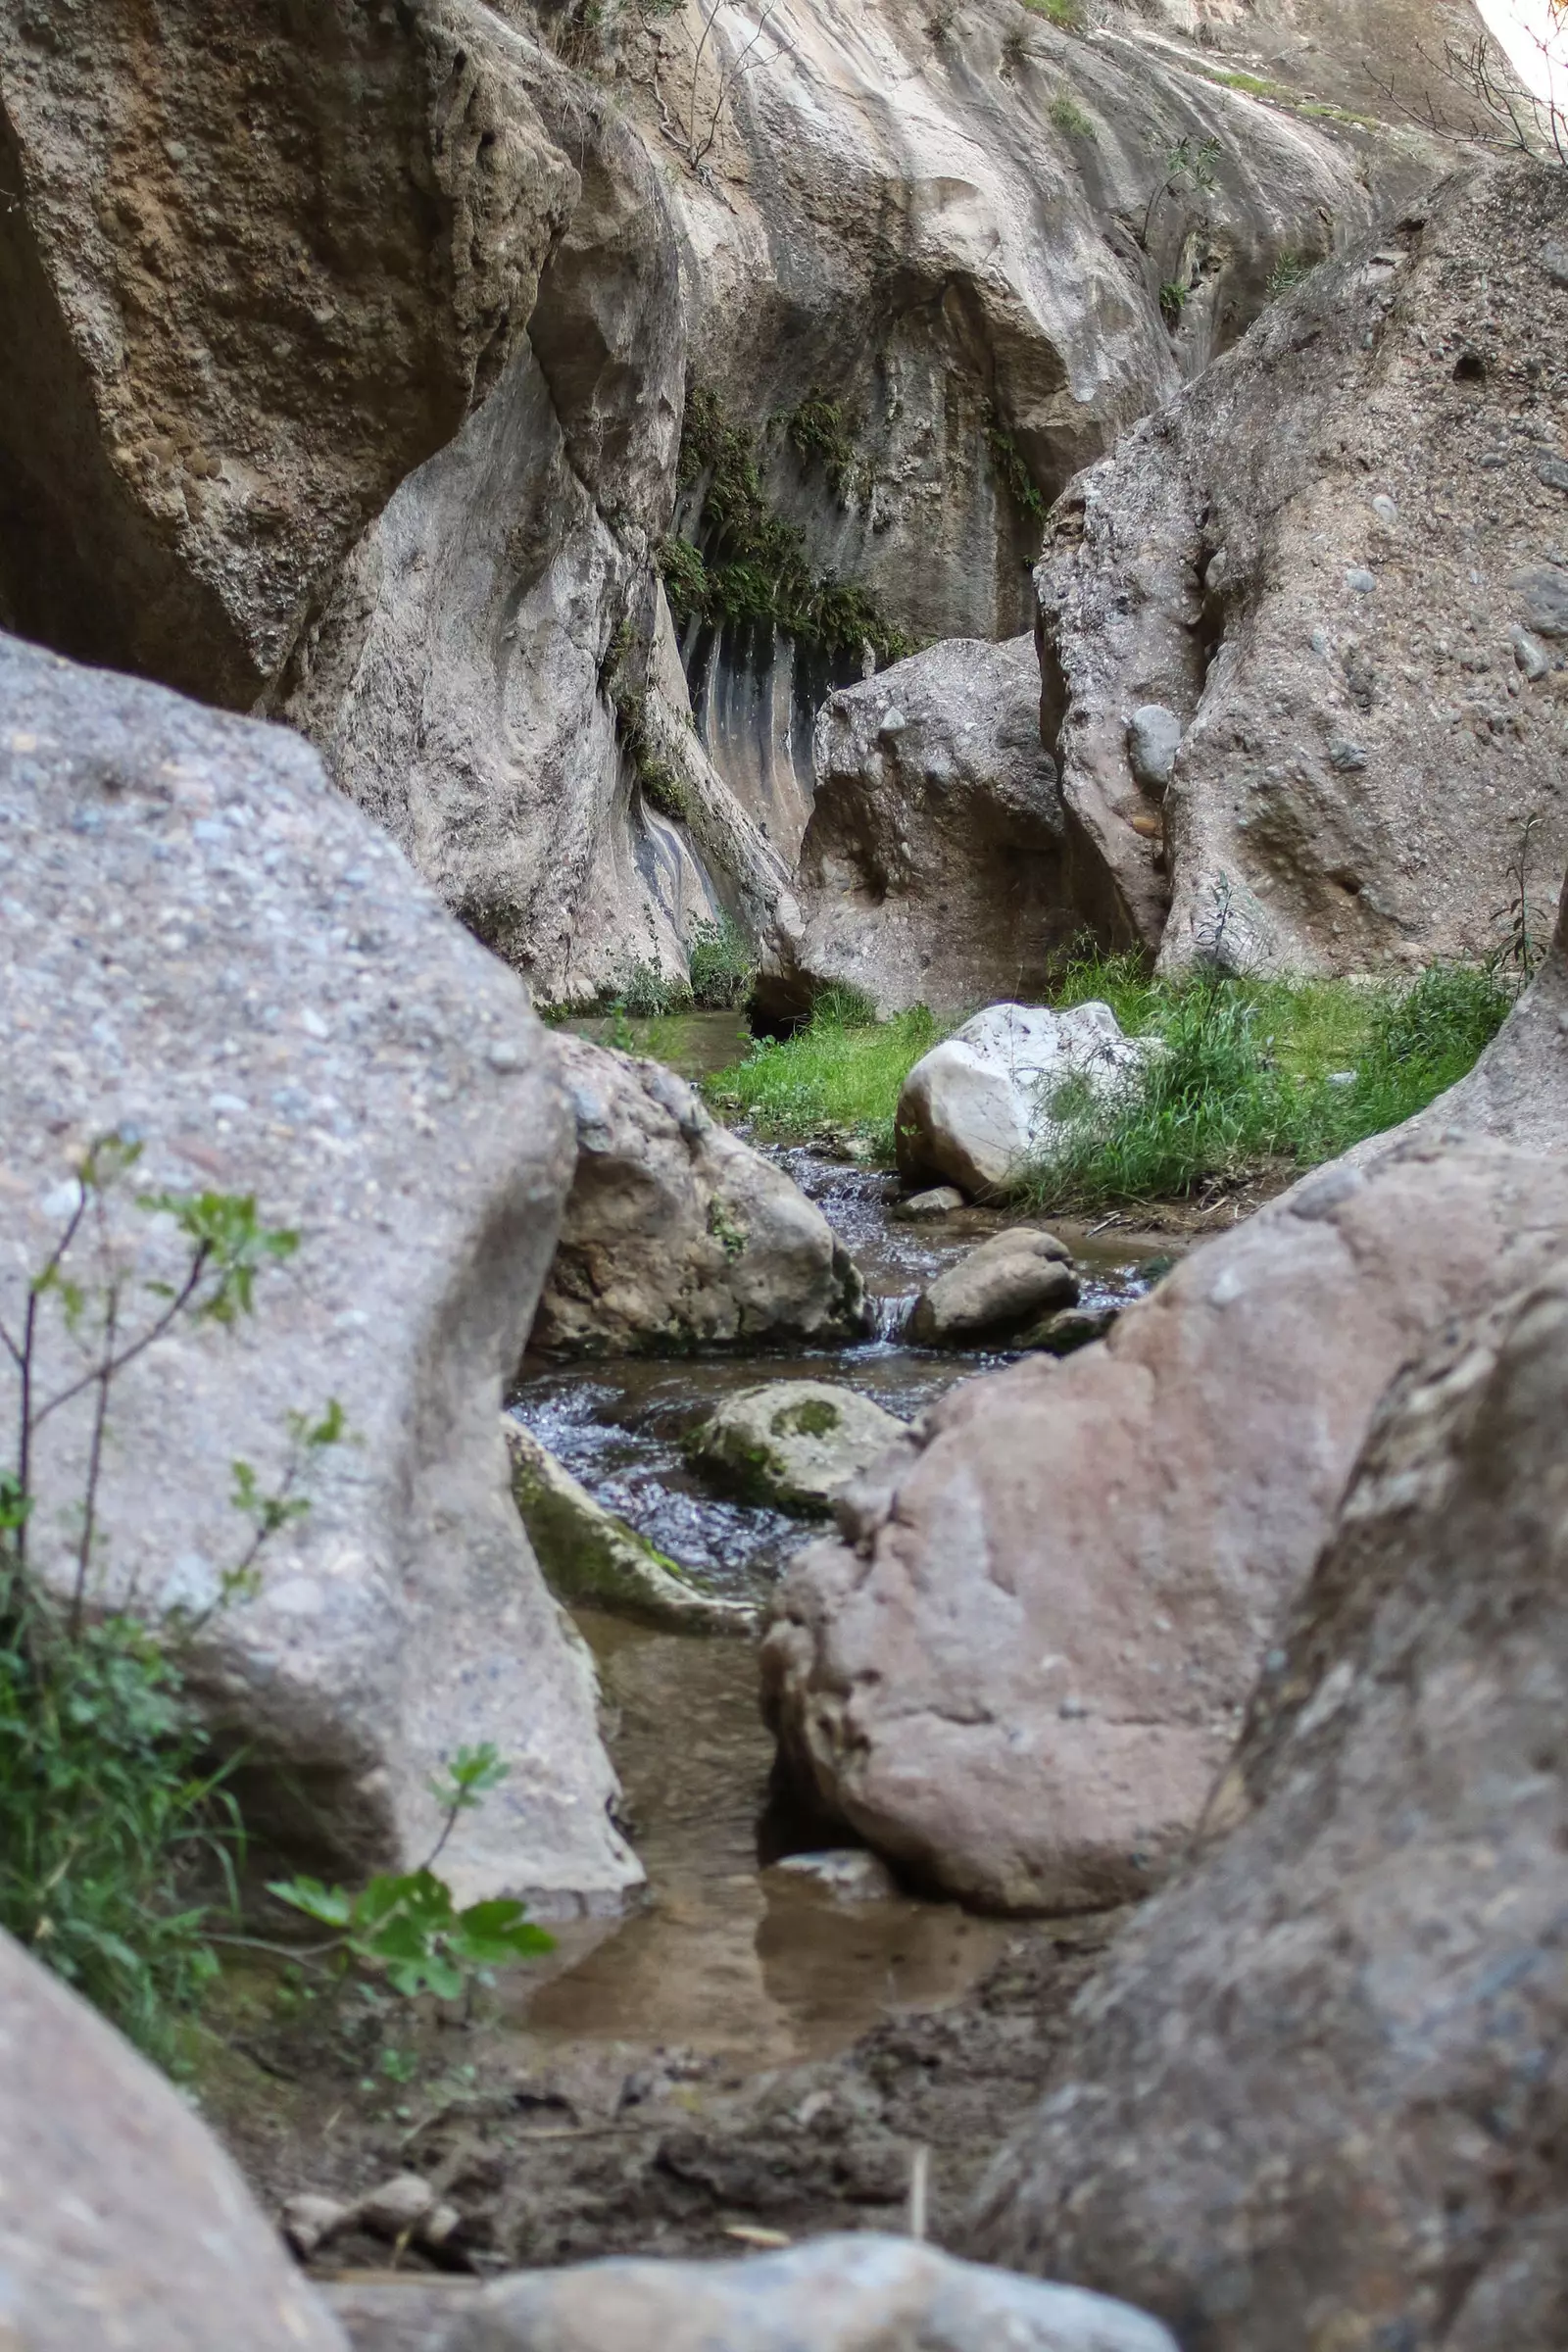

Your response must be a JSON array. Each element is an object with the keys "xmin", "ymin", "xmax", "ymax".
[{"xmin": 503, "ymin": 1018, "xmax": 1180, "ymax": 2065}]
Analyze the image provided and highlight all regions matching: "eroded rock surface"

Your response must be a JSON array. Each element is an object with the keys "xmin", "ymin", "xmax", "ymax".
[
  {"xmin": 969, "ymin": 1262, "xmax": 1568, "ymax": 2348},
  {"xmin": 762, "ymin": 1137, "xmax": 1568, "ymax": 1911},
  {"xmin": 0, "ymin": 1929, "xmax": 347, "ymax": 2352},
  {"xmin": 532, "ymin": 1036, "xmax": 866, "ymax": 1354},
  {"xmin": 0, "ymin": 635, "xmax": 636, "ymax": 1914},
  {"xmin": 897, "ymin": 1004, "xmax": 1153, "ymax": 1197},
  {"xmin": 1037, "ymin": 159, "xmax": 1568, "ymax": 968},
  {"xmin": 779, "ymin": 639, "xmax": 1076, "ymax": 1018}
]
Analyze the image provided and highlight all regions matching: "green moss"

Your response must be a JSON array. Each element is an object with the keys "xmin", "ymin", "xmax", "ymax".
[
  {"xmin": 666, "ymin": 385, "xmax": 912, "ymax": 667},
  {"xmin": 773, "ymin": 1397, "xmax": 839, "ymax": 1440},
  {"xmin": 706, "ymin": 1195, "xmax": 749, "ymax": 1260}
]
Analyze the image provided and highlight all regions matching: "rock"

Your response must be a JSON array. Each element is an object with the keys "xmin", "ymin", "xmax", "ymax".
[
  {"xmin": 1023, "ymin": 1304, "xmax": 1120, "ymax": 1357},
  {"xmin": 1512, "ymin": 624, "xmax": 1551, "ymax": 679},
  {"xmin": 1037, "ymin": 160, "xmax": 1568, "ymax": 970},
  {"xmin": 896, "ymin": 1004, "xmax": 1154, "ymax": 1197},
  {"xmin": 531, "ymin": 1036, "xmax": 865, "ymax": 1355},
  {"xmin": 909, "ymin": 1231, "xmax": 1079, "ymax": 1347},
  {"xmin": 969, "ymin": 1263, "xmax": 1568, "ymax": 2345},
  {"xmin": 1125, "ymin": 706, "xmax": 1183, "ymax": 795},
  {"xmin": 0, "ymin": 1928, "xmax": 347, "ymax": 2351},
  {"xmin": 438, "ymin": 2233, "xmax": 1179, "ymax": 2352},
  {"xmin": 688, "ymin": 1383, "xmax": 907, "ymax": 1515},
  {"xmin": 505, "ymin": 1421, "xmax": 757, "ymax": 1636},
  {"xmin": 326, "ymin": 2281, "xmax": 479, "ymax": 2352},
  {"xmin": 0, "ymin": 634, "xmax": 636, "ymax": 1914},
  {"xmin": 1547, "ymin": 236, "xmax": 1568, "ymax": 289},
  {"xmin": 775, "ymin": 640, "xmax": 1076, "ymax": 1020},
  {"xmin": 769, "ymin": 1850, "xmax": 901, "ymax": 1901},
  {"xmin": 282, "ymin": 2193, "xmax": 354, "ymax": 2260},
  {"xmin": 353, "ymin": 2175, "xmax": 441, "ymax": 2241},
  {"xmin": 892, "ymin": 1186, "xmax": 968, "ymax": 1222},
  {"xmin": 761, "ymin": 1139, "xmax": 1568, "ymax": 1911}
]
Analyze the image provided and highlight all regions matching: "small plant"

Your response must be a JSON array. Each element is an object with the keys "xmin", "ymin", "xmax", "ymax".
[
  {"xmin": 1048, "ymin": 91, "xmax": 1096, "ymax": 137},
  {"xmin": 1159, "ymin": 278, "xmax": 1189, "ymax": 329},
  {"xmin": 1489, "ymin": 813, "xmax": 1549, "ymax": 988},
  {"xmin": 658, "ymin": 531, "xmax": 710, "ymax": 620},
  {"xmin": 984, "ymin": 405, "xmax": 1048, "ymax": 524},
  {"xmin": 0, "ymin": 1138, "xmax": 339, "ymax": 2058},
  {"xmin": 1141, "ymin": 132, "xmax": 1222, "ymax": 249},
  {"xmin": 269, "ymin": 1746, "xmax": 553, "ymax": 2003},
  {"xmin": 706, "ymin": 1197, "xmax": 749, "ymax": 1261},
  {"xmin": 1265, "ymin": 250, "xmax": 1316, "ymax": 301},
  {"xmin": 783, "ymin": 392, "xmax": 862, "ymax": 504},
  {"xmin": 688, "ymin": 913, "xmax": 758, "ymax": 1009},
  {"xmin": 1018, "ymin": 0, "xmax": 1084, "ymax": 26}
]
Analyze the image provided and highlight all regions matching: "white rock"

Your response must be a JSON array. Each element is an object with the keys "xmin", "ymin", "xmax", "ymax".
[{"xmin": 897, "ymin": 1004, "xmax": 1153, "ymax": 1196}]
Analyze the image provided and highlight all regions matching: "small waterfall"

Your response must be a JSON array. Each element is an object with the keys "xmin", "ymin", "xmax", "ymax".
[{"xmin": 867, "ymin": 1291, "xmax": 918, "ymax": 1344}]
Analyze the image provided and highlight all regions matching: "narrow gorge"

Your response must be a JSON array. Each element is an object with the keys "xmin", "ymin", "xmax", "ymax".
[{"xmin": 2, "ymin": 3, "xmax": 1568, "ymax": 2349}]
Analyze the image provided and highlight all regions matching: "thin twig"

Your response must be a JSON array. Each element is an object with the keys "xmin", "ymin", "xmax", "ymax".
[{"xmin": 29, "ymin": 1246, "xmax": 211, "ymax": 1433}]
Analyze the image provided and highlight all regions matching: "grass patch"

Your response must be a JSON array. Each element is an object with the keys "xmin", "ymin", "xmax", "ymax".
[
  {"xmin": 1019, "ymin": 0, "xmax": 1084, "ymax": 24},
  {"xmin": 707, "ymin": 993, "xmax": 943, "ymax": 1159},
  {"xmin": 1048, "ymin": 91, "xmax": 1097, "ymax": 137},
  {"xmin": 1020, "ymin": 956, "xmax": 1512, "ymax": 1212}
]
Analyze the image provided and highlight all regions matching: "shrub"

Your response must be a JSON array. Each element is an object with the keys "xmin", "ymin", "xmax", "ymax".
[
  {"xmin": 688, "ymin": 914, "xmax": 758, "ymax": 1009},
  {"xmin": 1265, "ymin": 250, "xmax": 1316, "ymax": 300},
  {"xmin": 1049, "ymin": 91, "xmax": 1096, "ymax": 137}
]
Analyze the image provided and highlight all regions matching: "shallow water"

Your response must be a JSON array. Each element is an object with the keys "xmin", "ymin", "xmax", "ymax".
[
  {"xmin": 503, "ymin": 1131, "xmax": 1180, "ymax": 2064},
  {"xmin": 554, "ymin": 1007, "xmax": 749, "ymax": 1080}
]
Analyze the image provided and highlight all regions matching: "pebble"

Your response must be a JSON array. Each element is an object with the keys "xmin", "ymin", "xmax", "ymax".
[{"xmin": 1345, "ymin": 568, "xmax": 1377, "ymax": 595}]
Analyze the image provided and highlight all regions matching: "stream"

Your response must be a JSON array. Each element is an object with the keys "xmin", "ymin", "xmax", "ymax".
[{"xmin": 500, "ymin": 1013, "xmax": 1177, "ymax": 2072}]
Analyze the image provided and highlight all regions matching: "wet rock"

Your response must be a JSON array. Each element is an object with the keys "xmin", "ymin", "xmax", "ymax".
[
  {"xmin": 0, "ymin": 1929, "xmax": 347, "ymax": 2352},
  {"xmin": 1126, "ymin": 706, "xmax": 1182, "ymax": 795},
  {"xmin": 776, "ymin": 640, "xmax": 1075, "ymax": 1020},
  {"xmin": 439, "ymin": 2233, "xmax": 1178, "ymax": 2352},
  {"xmin": 1023, "ymin": 1304, "xmax": 1120, "ymax": 1357},
  {"xmin": 762, "ymin": 1139, "xmax": 1568, "ymax": 1912},
  {"xmin": 1038, "ymin": 160, "xmax": 1568, "ymax": 971},
  {"xmin": 532, "ymin": 1037, "xmax": 865, "ymax": 1356},
  {"xmin": 892, "ymin": 1186, "xmax": 967, "ymax": 1223},
  {"xmin": 0, "ymin": 635, "xmax": 635, "ymax": 1913},
  {"xmin": 505, "ymin": 1421, "xmax": 757, "ymax": 1636},
  {"xmin": 689, "ymin": 1383, "xmax": 907, "ymax": 1515},
  {"xmin": 909, "ymin": 1231, "xmax": 1078, "ymax": 1347},
  {"xmin": 969, "ymin": 1263, "xmax": 1568, "ymax": 2346},
  {"xmin": 897, "ymin": 1004, "xmax": 1153, "ymax": 1197},
  {"xmin": 769, "ymin": 1850, "xmax": 901, "ymax": 1902}
]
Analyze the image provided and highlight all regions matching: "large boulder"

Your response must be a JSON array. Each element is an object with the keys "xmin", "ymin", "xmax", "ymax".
[
  {"xmin": 968, "ymin": 1261, "xmax": 1568, "ymax": 2347},
  {"xmin": 688, "ymin": 1382, "xmax": 908, "ymax": 1515},
  {"xmin": 437, "ymin": 2234, "xmax": 1178, "ymax": 2352},
  {"xmin": 896, "ymin": 1004, "xmax": 1153, "ymax": 1198},
  {"xmin": 761, "ymin": 1137, "xmax": 1568, "ymax": 1912},
  {"xmin": 531, "ymin": 1036, "xmax": 866, "ymax": 1354},
  {"xmin": 777, "ymin": 639, "xmax": 1076, "ymax": 1020},
  {"xmin": 0, "ymin": 634, "xmax": 637, "ymax": 1914},
  {"xmin": 1037, "ymin": 158, "xmax": 1568, "ymax": 969},
  {"xmin": 0, "ymin": 1926, "xmax": 346, "ymax": 2351}
]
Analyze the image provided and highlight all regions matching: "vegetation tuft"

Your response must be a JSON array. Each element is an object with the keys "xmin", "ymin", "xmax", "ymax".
[
  {"xmin": 663, "ymin": 386, "xmax": 911, "ymax": 666},
  {"xmin": 688, "ymin": 913, "xmax": 759, "ymax": 1009},
  {"xmin": 1018, "ymin": 954, "xmax": 1513, "ymax": 1211},
  {"xmin": 984, "ymin": 405, "xmax": 1049, "ymax": 523},
  {"xmin": 707, "ymin": 991, "xmax": 939, "ymax": 1158}
]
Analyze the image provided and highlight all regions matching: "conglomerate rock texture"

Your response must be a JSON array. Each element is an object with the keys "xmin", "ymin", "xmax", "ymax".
[
  {"xmin": 969, "ymin": 1259, "xmax": 1568, "ymax": 2350},
  {"xmin": 0, "ymin": 633, "xmax": 637, "ymax": 1915},
  {"xmin": 1036, "ymin": 157, "xmax": 1568, "ymax": 970}
]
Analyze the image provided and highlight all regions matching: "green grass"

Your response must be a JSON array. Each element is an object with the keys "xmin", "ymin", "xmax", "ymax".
[
  {"xmin": 706, "ymin": 991, "xmax": 943, "ymax": 1159},
  {"xmin": 1021, "ymin": 956, "xmax": 1511, "ymax": 1212},
  {"xmin": 703, "ymin": 958, "xmax": 1511, "ymax": 1200}
]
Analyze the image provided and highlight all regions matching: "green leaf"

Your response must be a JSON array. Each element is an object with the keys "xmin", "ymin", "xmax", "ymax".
[{"xmin": 268, "ymin": 1877, "xmax": 352, "ymax": 1929}]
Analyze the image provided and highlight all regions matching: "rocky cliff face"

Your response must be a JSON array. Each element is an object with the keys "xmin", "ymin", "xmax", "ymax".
[
  {"xmin": 1036, "ymin": 157, "xmax": 1568, "ymax": 972},
  {"xmin": 0, "ymin": 0, "xmax": 1398, "ymax": 1001}
]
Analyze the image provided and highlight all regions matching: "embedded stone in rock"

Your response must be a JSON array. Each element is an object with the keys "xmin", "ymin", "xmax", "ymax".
[
  {"xmin": 893, "ymin": 1185, "xmax": 967, "ymax": 1222},
  {"xmin": 1126, "ymin": 705, "xmax": 1182, "ymax": 794},
  {"xmin": 897, "ymin": 1004, "xmax": 1153, "ymax": 1197},
  {"xmin": 0, "ymin": 1929, "xmax": 347, "ymax": 2352},
  {"xmin": 0, "ymin": 634, "xmax": 636, "ymax": 1915},
  {"xmin": 689, "ymin": 1383, "xmax": 907, "ymax": 1515},
  {"xmin": 505, "ymin": 1420, "xmax": 757, "ymax": 1636},
  {"xmin": 761, "ymin": 1139, "xmax": 1568, "ymax": 1912},
  {"xmin": 531, "ymin": 1036, "xmax": 866, "ymax": 1355},
  {"xmin": 968, "ymin": 1265, "xmax": 1568, "ymax": 2346},
  {"xmin": 1547, "ymin": 237, "xmax": 1568, "ymax": 288},
  {"xmin": 1514, "ymin": 563, "xmax": 1568, "ymax": 638},
  {"xmin": 438, "ymin": 2233, "xmax": 1179, "ymax": 2352},
  {"xmin": 909, "ymin": 1231, "xmax": 1079, "ymax": 1346}
]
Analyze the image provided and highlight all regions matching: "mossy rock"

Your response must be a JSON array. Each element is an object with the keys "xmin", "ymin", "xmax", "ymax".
[{"xmin": 686, "ymin": 1381, "xmax": 908, "ymax": 1514}]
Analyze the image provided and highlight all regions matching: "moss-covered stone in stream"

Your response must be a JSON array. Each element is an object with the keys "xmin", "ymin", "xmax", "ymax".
[
  {"xmin": 686, "ymin": 1380, "xmax": 908, "ymax": 1514},
  {"xmin": 506, "ymin": 1421, "xmax": 756, "ymax": 1636}
]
